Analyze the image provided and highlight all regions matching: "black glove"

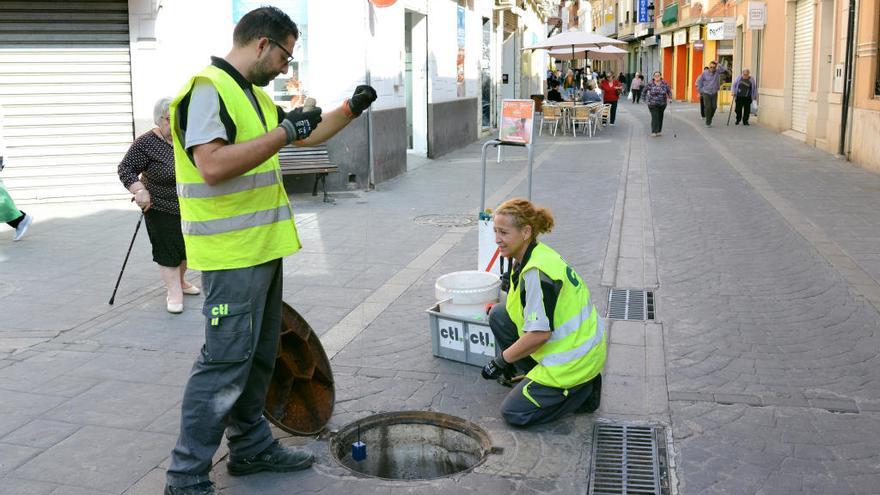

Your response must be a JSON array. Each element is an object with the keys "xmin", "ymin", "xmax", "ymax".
[
  {"xmin": 481, "ymin": 354, "xmax": 515, "ymax": 380},
  {"xmin": 348, "ymin": 85, "xmax": 377, "ymax": 117},
  {"xmin": 280, "ymin": 106, "xmax": 323, "ymax": 144}
]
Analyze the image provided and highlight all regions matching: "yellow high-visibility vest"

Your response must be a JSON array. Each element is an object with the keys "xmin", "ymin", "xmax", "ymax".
[
  {"xmin": 506, "ymin": 242, "xmax": 606, "ymax": 389},
  {"xmin": 170, "ymin": 66, "xmax": 300, "ymax": 271}
]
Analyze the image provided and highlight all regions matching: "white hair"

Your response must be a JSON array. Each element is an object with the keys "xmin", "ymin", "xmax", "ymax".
[{"xmin": 153, "ymin": 97, "xmax": 173, "ymax": 125}]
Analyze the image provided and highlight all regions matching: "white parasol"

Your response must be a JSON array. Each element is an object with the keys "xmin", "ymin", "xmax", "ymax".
[{"xmin": 548, "ymin": 45, "xmax": 628, "ymax": 61}]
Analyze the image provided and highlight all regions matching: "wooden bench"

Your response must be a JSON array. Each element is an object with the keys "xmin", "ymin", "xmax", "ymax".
[{"xmin": 277, "ymin": 144, "xmax": 338, "ymax": 203}]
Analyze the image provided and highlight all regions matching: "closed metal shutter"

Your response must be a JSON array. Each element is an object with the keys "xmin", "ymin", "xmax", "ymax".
[
  {"xmin": 791, "ymin": 0, "xmax": 813, "ymax": 134},
  {"xmin": 0, "ymin": 0, "xmax": 132, "ymax": 202}
]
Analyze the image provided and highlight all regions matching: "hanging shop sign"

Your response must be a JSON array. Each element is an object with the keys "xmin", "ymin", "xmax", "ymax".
[
  {"xmin": 673, "ymin": 29, "xmax": 687, "ymax": 46},
  {"xmin": 693, "ymin": 40, "xmax": 704, "ymax": 51},
  {"xmin": 747, "ymin": 1, "xmax": 766, "ymax": 30},
  {"xmin": 637, "ymin": 0, "xmax": 650, "ymax": 23},
  {"xmin": 707, "ymin": 18, "xmax": 736, "ymax": 40},
  {"xmin": 689, "ymin": 25, "xmax": 701, "ymax": 41},
  {"xmin": 660, "ymin": 33, "xmax": 672, "ymax": 48}
]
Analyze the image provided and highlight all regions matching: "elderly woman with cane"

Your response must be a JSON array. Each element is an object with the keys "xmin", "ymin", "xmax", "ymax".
[{"xmin": 117, "ymin": 97, "xmax": 198, "ymax": 313}]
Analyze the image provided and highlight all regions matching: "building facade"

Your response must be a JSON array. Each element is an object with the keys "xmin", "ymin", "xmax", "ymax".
[{"xmin": 0, "ymin": 0, "xmax": 559, "ymax": 203}]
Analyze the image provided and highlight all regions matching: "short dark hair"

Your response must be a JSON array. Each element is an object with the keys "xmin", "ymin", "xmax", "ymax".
[{"xmin": 233, "ymin": 6, "xmax": 299, "ymax": 47}]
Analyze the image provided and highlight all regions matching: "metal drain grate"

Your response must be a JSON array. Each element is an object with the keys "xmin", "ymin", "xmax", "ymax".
[
  {"xmin": 589, "ymin": 424, "xmax": 669, "ymax": 495},
  {"xmin": 607, "ymin": 289, "xmax": 654, "ymax": 321}
]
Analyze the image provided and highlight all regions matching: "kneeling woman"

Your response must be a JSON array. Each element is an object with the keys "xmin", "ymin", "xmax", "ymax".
[{"xmin": 482, "ymin": 199, "xmax": 606, "ymax": 427}]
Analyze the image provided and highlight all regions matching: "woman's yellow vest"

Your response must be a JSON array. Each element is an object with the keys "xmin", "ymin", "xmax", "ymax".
[
  {"xmin": 170, "ymin": 66, "xmax": 300, "ymax": 271},
  {"xmin": 506, "ymin": 242, "xmax": 606, "ymax": 389}
]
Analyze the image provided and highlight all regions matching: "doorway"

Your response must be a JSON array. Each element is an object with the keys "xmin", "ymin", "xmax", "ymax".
[{"xmin": 405, "ymin": 10, "xmax": 428, "ymax": 155}]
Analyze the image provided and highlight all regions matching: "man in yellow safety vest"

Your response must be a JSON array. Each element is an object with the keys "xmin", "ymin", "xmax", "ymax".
[{"xmin": 164, "ymin": 7, "xmax": 376, "ymax": 494}]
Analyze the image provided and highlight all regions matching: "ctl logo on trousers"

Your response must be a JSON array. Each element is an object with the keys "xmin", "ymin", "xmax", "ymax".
[{"xmin": 210, "ymin": 304, "xmax": 229, "ymax": 326}]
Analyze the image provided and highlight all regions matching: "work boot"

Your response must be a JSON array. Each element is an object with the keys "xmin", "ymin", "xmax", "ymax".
[
  {"xmin": 164, "ymin": 481, "xmax": 215, "ymax": 495},
  {"xmin": 575, "ymin": 374, "xmax": 602, "ymax": 413},
  {"xmin": 227, "ymin": 440, "xmax": 314, "ymax": 476}
]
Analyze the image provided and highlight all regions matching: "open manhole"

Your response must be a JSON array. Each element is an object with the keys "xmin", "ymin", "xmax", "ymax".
[
  {"xmin": 330, "ymin": 411, "xmax": 493, "ymax": 480},
  {"xmin": 413, "ymin": 214, "xmax": 475, "ymax": 228}
]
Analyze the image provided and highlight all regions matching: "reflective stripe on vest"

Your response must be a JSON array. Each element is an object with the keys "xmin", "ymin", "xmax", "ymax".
[
  {"xmin": 181, "ymin": 204, "xmax": 292, "ymax": 236},
  {"xmin": 177, "ymin": 170, "xmax": 279, "ymax": 199},
  {"xmin": 541, "ymin": 315, "xmax": 605, "ymax": 367}
]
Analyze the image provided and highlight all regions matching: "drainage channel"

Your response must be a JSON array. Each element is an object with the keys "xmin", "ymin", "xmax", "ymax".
[
  {"xmin": 607, "ymin": 288, "xmax": 655, "ymax": 321},
  {"xmin": 329, "ymin": 411, "xmax": 494, "ymax": 481},
  {"xmin": 589, "ymin": 423, "xmax": 669, "ymax": 495}
]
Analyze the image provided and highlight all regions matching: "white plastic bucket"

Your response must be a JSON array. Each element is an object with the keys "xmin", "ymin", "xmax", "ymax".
[{"xmin": 435, "ymin": 271, "xmax": 501, "ymax": 320}]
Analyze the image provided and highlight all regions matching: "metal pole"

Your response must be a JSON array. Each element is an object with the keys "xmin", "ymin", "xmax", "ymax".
[
  {"xmin": 527, "ymin": 142, "xmax": 534, "ymax": 200},
  {"xmin": 838, "ymin": 0, "xmax": 856, "ymax": 157},
  {"xmin": 366, "ymin": 3, "xmax": 376, "ymax": 190},
  {"xmin": 480, "ymin": 139, "xmax": 500, "ymax": 212}
]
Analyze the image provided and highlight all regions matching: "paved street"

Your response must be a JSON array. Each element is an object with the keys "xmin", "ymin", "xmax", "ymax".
[{"xmin": 2, "ymin": 102, "xmax": 880, "ymax": 494}]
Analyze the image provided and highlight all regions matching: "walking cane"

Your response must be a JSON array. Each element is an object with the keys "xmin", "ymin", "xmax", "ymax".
[
  {"xmin": 108, "ymin": 212, "xmax": 144, "ymax": 305},
  {"xmin": 726, "ymin": 93, "xmax": 734, "ymax": 126}
]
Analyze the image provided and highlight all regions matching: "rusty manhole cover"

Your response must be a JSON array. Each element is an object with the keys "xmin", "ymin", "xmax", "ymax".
[{"xmin": 413, "ymin": 214, "xmax": 475, "ymax": 228}]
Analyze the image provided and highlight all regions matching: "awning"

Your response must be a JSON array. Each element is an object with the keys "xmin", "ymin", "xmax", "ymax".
[{"xmin": 662, "ymin": 3, "xmax": 678, "ymax": 26}]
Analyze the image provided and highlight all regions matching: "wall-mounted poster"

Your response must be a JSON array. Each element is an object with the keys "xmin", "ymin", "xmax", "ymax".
[
  {"xmin": 457, "ymin": 4, "xmax": 466, "ymax": 97},
  {"xmin": 499, "ymin": 99, "xmax": 535, "ymax": 145}
]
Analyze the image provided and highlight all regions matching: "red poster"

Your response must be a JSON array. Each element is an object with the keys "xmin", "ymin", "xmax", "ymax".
[{"xmin": 499, "ymin": 99, "xmax": 535, "ymax": 144}]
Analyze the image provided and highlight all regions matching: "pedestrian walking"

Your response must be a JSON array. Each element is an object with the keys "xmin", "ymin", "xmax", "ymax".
[
  {"xmin": 617, "ymin": 71, "xmax": 628, "ymax": 93},
  {"xmin": 629, "ymin": 72, "xmax": 644, "ymax": 104},
  {"xmin": 599, "ymin": 72, "xmax": 623, "ymax": 126},
  {"xmin": 482, "ymin": 198, "xmax": 605, "ymax": 427},
  {"xmin": 645, "ymin": 71, "xmax": 673, "ymax": 137},
  {"xmin": 117, "ymin": 97, "xmax": 198, "ymax": 314},
  {"xmin": 732, "ymin": 69, "xmax": 757, "ymax": 126},
  {"xmin": 695, "ymin": 60, "xmax": 729, "ymax": 127},
  {"xmin": 698, "ymin": 66, "xmax": 707, "ymax": 119},
  {"xmin": 562, "ymin": 69, "xmax": 575, "ymax": 101},
  {"xmin": 163, "ymin": 7, "xmax": 376, "ymax": 495},
  {"xmin": 0, "ymin": 134, "xmax": 32, "ymax": 242}
]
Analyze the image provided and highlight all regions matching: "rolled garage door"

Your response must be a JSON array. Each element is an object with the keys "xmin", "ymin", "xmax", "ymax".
[
  {"xmin": 0, "ymin": 0, "xmax": 133, "ymax": 202},
  {"xmin": 790, "ymin": 0, "xmax": 813, "ymax": 134}
]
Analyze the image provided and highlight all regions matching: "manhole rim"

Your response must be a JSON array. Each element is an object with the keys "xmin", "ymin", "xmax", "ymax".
[
  {"xmin": 328, "ymin": 410, "xmax": 494, "ymax": 481},
  {"xmin": 413, "ymin": 213, "xmax": 476, "ymax": 228}
]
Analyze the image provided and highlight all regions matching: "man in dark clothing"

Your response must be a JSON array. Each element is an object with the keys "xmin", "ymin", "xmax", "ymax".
[
  {"xmin": 732, "ymin": 69, "xmax": 757, "ymax": 126},
  {"xmin": 547, "ymin": 80, "xmax": 564, "ymax": 102}
]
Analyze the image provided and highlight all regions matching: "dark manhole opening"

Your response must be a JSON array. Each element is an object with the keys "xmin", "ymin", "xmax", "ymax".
[
  {"xmin": 589, "ymin": 423, "xmax": 669, "ymax": 495},
  {"xmin": 607, "ymin": 289, "xmax": 655, "ymax": 321},
  {"xmin": 413, "ymin": 214, "xmax": 475, "ymax": 228},
  {"xmin": 330, "ymin": 411, "xmax": 492, "ymax": 480}
]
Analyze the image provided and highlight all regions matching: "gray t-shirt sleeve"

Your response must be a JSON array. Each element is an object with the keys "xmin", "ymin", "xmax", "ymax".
[
  {"xmin": 522, "ymin": 268, "xmax": 551, "ymax": 332},
  {"xmin": 184, "ymin": 79, "xmax": 228, "ymax": 150}
]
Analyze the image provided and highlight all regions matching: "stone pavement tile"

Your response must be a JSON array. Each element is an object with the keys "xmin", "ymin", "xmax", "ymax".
[
  {"xmin": 605, "ymin": 343, "xmax": 645, "ymax": 377},
  {"xmin": 0, "ymin": 414, "xmax": 33, "ymax": 438},
  {"xmin": 0, "ymin": 442, "xmax": 43, "ymax": 476},
  {"xmin": 0, "ymin": 389, "xmax": 68, "ymax": 417},
  {"xmin": 143, "ymin": 404, "xmax": 181, "ymax": 436},
  {"xmin": 89, "ymin": 316, "xmax": 203, "ymax": 354},
  {"xmin": 66, "ymin": 351, "xmax": 193, "ymax": 385},
  {"xmin": 12, "ymin": 425, "xmax": 175, "ymax": 494},
  {"xmin": 0, "ymin": 350, "xmax": 98, "ymax": 393},
  {"xmin": 713, "ymin": 393, "xmax": 763, "ymax": 406},
  {"xmin": 42, "ymin": 380, "xmax": 182, "ymax": 430},
  {"xmin": 0, "ymin": 477, "xmax": 59, "ymax": 495},
  {"xmin": 609, "ymin": 321, "xmax": 645, "ymax": 346},
  {"xmin": 121, "ymin": 467, "xmax": 166, "ymax": 495},
  {"xmin": 808, "ymin": 397, "xmax": 859, "ymax": 414},
  {"xmin": 0, "ymin": 419, "xmax": 81, "ymax": 449}
]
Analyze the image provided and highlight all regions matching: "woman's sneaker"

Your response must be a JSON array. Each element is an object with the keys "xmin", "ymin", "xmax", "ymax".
[
  {"xmin": 12, "ymin": 213, "xmax": 32, "ymax": 241},
  {"xmin": 227, "ymin": 440, "xmax": 314, "ymax": 476}
]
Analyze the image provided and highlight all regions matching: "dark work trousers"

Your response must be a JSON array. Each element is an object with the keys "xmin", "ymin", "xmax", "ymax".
[
  {"xmin": 487, "ymin": 304, "xmax": 596, "ymax": 427},
  {"xmin": 701, "ymin": 93, "xmax": 718, "ymax": 125},
  {"xmin": 632, "ymin": 89, "xmax": 642, "ymax": 104},
  {"xmin": 700, "ymin": 96, "xmax": 705, "ymax": 118},
  {"xmin": 608, "ymin": 100, "xmax": 618, "ymax": 124},
  {"xmin": 735, "ymin": 96, "xmax": 752, "ymax": 124},
  {"xmin": 648, "ymin": 104, "xmax": 667, "ymax": 134},
  {"xmin": 166, "ymin": 258, "xmax": 283, "ymax": 488}
]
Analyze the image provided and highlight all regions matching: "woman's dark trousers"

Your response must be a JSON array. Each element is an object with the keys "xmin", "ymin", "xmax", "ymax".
[
  {"xmin": 735, "ymin": 97, "xmax": 752, "ymax": 124},
  {"xmin": 649, "ymin": 104, "xmax": 666, "ymax": 133}
]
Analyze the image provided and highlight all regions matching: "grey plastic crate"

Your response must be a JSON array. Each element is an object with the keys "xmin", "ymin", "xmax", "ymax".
[{"xmin": 427, "ymin": 304, "xmax": 500, "ymax": 367}]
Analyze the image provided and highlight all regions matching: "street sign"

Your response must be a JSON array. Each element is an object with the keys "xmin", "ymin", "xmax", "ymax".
[{"xmin": 638, "ymin": 0, "xmax": 649, "ymax": 23}]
